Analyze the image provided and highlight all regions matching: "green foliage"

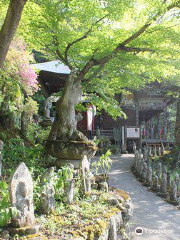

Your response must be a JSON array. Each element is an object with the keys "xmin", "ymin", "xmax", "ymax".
[
  {"xmin": 27, "ymin": 122, "xmax": 51, "ymax": 144},
  {"xmin": 0, "ymin": 181, "xmax": 11, "ymax": 227},
  {"xmin": 92, "ymin": 150, "xmax": 112, "ymax": 176},
  {"xmin": 2, "ymin": 138, "xmax": 46, "ymax": 178}
]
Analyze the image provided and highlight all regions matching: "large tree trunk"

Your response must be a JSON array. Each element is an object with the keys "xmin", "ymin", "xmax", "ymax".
[
  {"xmin": 0, "ymin": 0, "xmax": 27, "ymax": 68},
  {"xmin": 48, "ymin": 69, "xmax": 88, "ymax": 142},
  {"xmin": 175, "ymin": 99, "xmax": 180, "ymax": 147}
]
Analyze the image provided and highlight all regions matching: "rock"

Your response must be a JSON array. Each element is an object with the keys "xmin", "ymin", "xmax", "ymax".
[
  {"xmin": 1, "ymin": 230, "xmax": 10, "ymax": 240},
  {"xmin": 99, "ymin": 181, "xmax": 108, "ymax": 192}
]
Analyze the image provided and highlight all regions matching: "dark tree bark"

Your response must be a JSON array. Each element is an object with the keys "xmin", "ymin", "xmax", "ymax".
[
  {"xmin": 0, "ymin": 0, "xmax": 27, "ymax": 68},
  {"xmin": 175, "ymin": 99, "xmax": 180, "ymax": 147}
]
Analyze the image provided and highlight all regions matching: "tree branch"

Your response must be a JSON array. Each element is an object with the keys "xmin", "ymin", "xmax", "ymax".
[
  {"xmin": 76, "ymin": 1, "xmax": 180, "ymax": 82},
  {"xmin": 64, "ymin": 14, "xmax": 108, "ymax": 62}
]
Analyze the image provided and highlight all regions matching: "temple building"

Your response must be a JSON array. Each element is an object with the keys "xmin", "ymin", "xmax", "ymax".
[{"xmin": 33, "ymin": 61, "xmax": 176, "ymax": 152}]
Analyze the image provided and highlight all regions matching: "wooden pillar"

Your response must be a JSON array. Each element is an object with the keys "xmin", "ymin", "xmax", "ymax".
[
  {"xmin": 146, "ymin": 121, "xmax": 149, "ymax": 139},
  {"xmin": 150, "ymin": 117, "xmax": 154, "ymax": 139},
  {"xmin": 135, "ymin": 100, "xmax": 139, "ymax": 127},
  {"xmin": 164, "ymin": 101, "xmax": 167, "ymax": 141},
  {"xmin": 158, "ymin": 114, "xmax": 162, "ymax": 139}
]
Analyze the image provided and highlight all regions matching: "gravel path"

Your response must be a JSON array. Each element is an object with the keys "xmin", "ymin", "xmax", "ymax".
[{"xmin": 108, "ymin": 154, "xmax": 180, "ymax": 240}]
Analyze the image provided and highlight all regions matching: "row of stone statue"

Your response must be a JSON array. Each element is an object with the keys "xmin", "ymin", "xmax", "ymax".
[
  {"xmin": 7, "ymin": 162, "xmax": 57, "ymax": 235},
  {"xmin": 6, "ymin": 158, "xmax": 108, "ymax": 236},
  {"xmin": 133, "ymin": 149, "xmax": 180, "ymax": 205},
  {"xmin": 0, "ymin": 96, "xmax": 29, "ymax": 135},
  {"xmin": 133, "ymin": 143, "xmax": 165, "ymax": 158}
]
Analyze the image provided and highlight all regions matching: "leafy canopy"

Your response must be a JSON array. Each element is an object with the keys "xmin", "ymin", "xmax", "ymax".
[{"xmin": 19, "ymin": 0, "xmax": 180, "ymax": 117}]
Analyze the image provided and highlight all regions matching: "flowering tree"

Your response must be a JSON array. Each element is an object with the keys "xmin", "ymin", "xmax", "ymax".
[{"xmin": 1, "ymin": 38, "xmax": 39, "ymax": 97}]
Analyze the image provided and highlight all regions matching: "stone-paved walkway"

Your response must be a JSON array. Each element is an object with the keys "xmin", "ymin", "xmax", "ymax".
[{"xmin": 109, "ymin": 154, "xmax": 180, "ymax": 240}]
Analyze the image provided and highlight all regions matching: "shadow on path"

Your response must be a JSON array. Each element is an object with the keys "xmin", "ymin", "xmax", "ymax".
[{"xmin": 108, "ymin": 154, "xmax": 180, "ymax": 240}]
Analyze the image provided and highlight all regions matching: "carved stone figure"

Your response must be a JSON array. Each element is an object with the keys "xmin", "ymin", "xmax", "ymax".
[
  {"xmin": 170, "ymin": 180, "xmax": 179, "ymax": 203},
  {"xmin": 159, "ymin": 173, "xmax": 167, "ymax": 195},
  {"xmin": 133, "ymin": 142, "xmax": 136, "ymax": 153},
  {"xmin": 154, "ymin": 145, "xmax": 157, "ymax": 157},
  {"xmin": 142, "ymin": 162, "xmax": 147, "ymax": 181},
  {"xmin": 0, "ymin": 140, "xmax": 3, "ymax": 178},
  {"xmin": 44, "ymin": 99, "xmax": 52, "ymax": 119},
  {"xmin": 161, "ymin": 144, "xmax": 165, "ymax": 156},
  {"xmin": 152, "ymin": 175, "xmax": 159, "ymax": 191},
  {"xmin": 138, "ymin": 149, "xmax": 142, "ymax": 160},
  {"xmin": 136, "ymin": 156, "xmax": 142, "ymax": 176},
  {"xmin": 167, "ymin": 172, "xmax": 171, "ymax": 188},
  {"xmin": 134, "ymin": 150, "xmax": 139, "ymax": 170},
  {"xmin": 143, "ymin": 146, "xmax": 148, "ymax": 162},
  {"xmin": 96, "ymin": 126, "xmax": 101, "ymax": 138},
  {"xmin": 163, "ymin": 164, "xmax": 167, "ymax": 176},
  {"xmin": 175, "ymin": 172, "xmax": 180, "ymax": 190},
  {"xmin": 81, "ymin": 155, "xmax": 92, "ymax": 193},
  {"xmin": 157, "ymin": 161, "xmax": 162, "ymax": 179},
  {"xmin": 1, "ymin": 95, "xmax": 10, "ymax": 116},
  {"xmin": 146, "ymin": 166, "xmax": 153, "ymax": 186},
  {"xmin": 158, "ymin": 146, "xmax": 161, "ymax": 156},
  {"xmin": 40, "ymin": 167, "xmax": 55, "ymax": 214},
  {"xmin": 148, "ymin": 146, "xmax": 152, "ymax": 157},
  {"xmin": 63, "ymin": 164, "xmax": 75, "ymax": 204},
  {"xmin": 21, "ymin": 111, "xmax": 29, "ymax": 135},
  {"xmin": 151, "ymin": 159, "xmax": 155, "ymax": 173},
  {"xmin": 9, "ymin": 162, "xmax": 36, "ymax": 229},
  {"xmin": 166, "ymin": 143, "xmax": 170, "ymax": 151}
]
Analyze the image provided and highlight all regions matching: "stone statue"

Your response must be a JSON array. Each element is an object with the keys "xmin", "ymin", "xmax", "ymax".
[
  {"xmin": 163, "ymin": 164, "xmax": 167, "ymax": 176},
  {"xmin": 161, "ymin": 144, "xmax": 165, "ymax": 156},
  {"xmin": 142, "ymin": 162, "xmax": 147, "ymax": 181},
  {"xmin": 175, "ymin": 172, "xmax": 179, "ymax": 191},
  {"xmin": 166, "ymin": 143, "xmax": 170, "ymax": 151},
  {"xmin": 152, "ymin": 175, "xmax": 159, "ymax": 191},
  {"xmin": 0, "ymin": 140, "xmax": 3, "ymax": 178},
  {"xmin": 158, "ymin": 146, "xmax": 161, "ymax": 156},
  {"xmin": 81, "ymin": 155, "xmax": 93, "ymax": 193},
  {"xmin": 134, "ymin": 150, "xmax": 139, "ymax": 170},
  {"xmin": 170, "ymin": 180, "xmax": 179, "ymax": 203},
  {"xmin": 44, "ymin": 98, "xmax": 52, "ymax": 119},
  {"xmin": 136, "ymin": 158, "xmax": 141, "ymax": 176},
  {"xmin": 63, "ymin": 164, "xmax": 75, "ymax": 204},
  {"xmin": 167, "ymin": 172, "xmax": 171, "ymax": 188},
  {"xmin": 138, "ymin": 149, "xmax": 142, "ymax": 160},
  {"xmin": 21, "ymin": 111, "xmax": 29, "ymax": 135},
  {"xmin": 96, "ymin": 126, "xmax": 101, "ymax": 138},
  {"xmin": 159, "ymin": 173, "xmax": 167, "ymax": 195},
  {"xmin": 143, "ymin": 146, "xmax": 148, "ymax": 162},
  {"xmin": 157, "ymin": 161, "xmax": 162, "ymax": 179},
  {"xmin": 151, "ymin": 159, "xmax": 155, "ymax": 173},
  {"xmin": 75, "ymin": 112, "xmax": 83, "ymax": 123},
  {"xmin": 146, "ymin": 166, "xmax": 153, "ymax": 186},
  {"xmin": 148, "ymin": 146, "xmax": 152, "ymax": 157},
  {"xmin": 154, "ymin": 145, "xmax": 157, "ymax": 157},
  {"xmin": 9, "ymin": 162, "xmax": 36, "ymax": 228},
  {"xmin": 1, "ymin": 95, "xmax": 10, "ymax": 116},
  {"xmin": 40, "ymin": 167, "xmax": 55, "ymax": 214},
  {"xmin": 140, "ymin": 164, "xmax": 143, "ymax": 178},
  {"xmin": 133, "ymin": 142, "xmax": 136, "ymax": 153}
]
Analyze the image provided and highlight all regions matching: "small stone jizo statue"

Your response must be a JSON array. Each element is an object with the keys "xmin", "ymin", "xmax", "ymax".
[{"xmin": 40, "ymin": 167, "xmax": 55, "ymax": 214}]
